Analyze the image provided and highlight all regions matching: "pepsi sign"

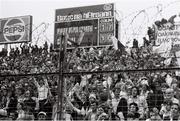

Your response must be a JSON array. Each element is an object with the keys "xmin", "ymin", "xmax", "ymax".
[{"xmin": 0, "ymin": 15, "xmax": 32, "ymax": 44}]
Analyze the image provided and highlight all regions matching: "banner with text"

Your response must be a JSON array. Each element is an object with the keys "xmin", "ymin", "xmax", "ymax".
[{"xmin": 156, "ymin": 23, "xmax": 180, "ymax": 46}]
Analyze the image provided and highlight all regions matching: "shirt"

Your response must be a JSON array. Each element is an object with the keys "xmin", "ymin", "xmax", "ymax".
[
  {"xmin": 90, "ymin": 113, "xmax": 96, "ymax": 121},
  {"xmin": 38, "ymin": 85, "xmax": 48, "ymax": 100},
  {"xmin": 112, "ymin": 98, "xmax": 120, "ymax": 113}
]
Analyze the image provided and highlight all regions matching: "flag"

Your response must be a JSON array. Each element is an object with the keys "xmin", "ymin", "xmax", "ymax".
[
  {"xmin": 164, "ymin": 58, "xmax": 172, "ymax": 66},
  {"xmin": 111, "ymin": 36, "xmax": 118, "ymax": 50},
  {"xmin": 168, "ymin": 15, "xmax": 176, "ymax": 24},
  {"xmin": 110, "ymin": 36, "xmax": 125, "ymax": 50},
  {"xmin": 152, "ymin": 42, "xmax": 172, "ymax": 58},
  {"xmin": 66, "ymin": 34, "xmax": 77, "ymax": 46},
  {"xmin": 175, "ymin": 71, "xmax": 180, "ymax": 76},
  {"xmin": 165, "ymin": 74, "xmax": 173, "ymax": 87},
  {"xmin": 67, "ymin": 41, "xmax": 72, "ymax": 45},
  {"xmin": 176, "ymin": 51, "xmax": 180, "ymax": 67},
  {"xmin": 118, "ymin": 40, "xmax": 125, "ymax": 51},
  {"xmin": 65, "ymin": 31, "xmax": 85, "ymax": 70}
]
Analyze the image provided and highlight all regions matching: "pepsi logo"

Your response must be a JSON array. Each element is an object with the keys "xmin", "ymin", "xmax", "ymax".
[
  {"xmin": 103, "ymin": 4, "xmax": 113, "ymax": 11},
  {"xmin": 3, "ymin": 18, "xmax": 25, "ymax": 42}
]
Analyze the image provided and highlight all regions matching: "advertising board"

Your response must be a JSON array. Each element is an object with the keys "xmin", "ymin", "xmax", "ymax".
[{"xmin": 0, "ymin": 15, "xmax": 32, "ymax": 44}]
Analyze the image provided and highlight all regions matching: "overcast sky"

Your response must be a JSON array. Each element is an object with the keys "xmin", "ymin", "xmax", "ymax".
[{"xmin": 0, "ymin": 0, "xmax": 180, "ymax": 47}]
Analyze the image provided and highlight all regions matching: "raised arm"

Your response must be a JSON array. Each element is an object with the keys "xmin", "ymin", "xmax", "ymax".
[
  {"xmin": 32, "ymin": 77, "xmax": 40, "ymax": 88},
  {"xmin": 20, "ymin": 43, "xmax": 23, "ymax": 49},
  {"xmin": 65, "ymin": 96, "xmax": 81, "ymax": 114},
  {"xmin": 44, "ymin": 77, "xmax": 53, "ymax": 97}
]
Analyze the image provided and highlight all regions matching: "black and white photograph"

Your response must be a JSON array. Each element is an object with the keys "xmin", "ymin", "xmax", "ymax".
[{"xmin": 0, "ymin": 0, "xmax": 180, "ymax": 120}]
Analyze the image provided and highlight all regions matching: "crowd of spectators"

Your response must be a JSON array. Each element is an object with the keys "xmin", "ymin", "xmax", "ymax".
[{"xmin": 0, "ymin": 21, "xmax": 180, "ymax": 121}]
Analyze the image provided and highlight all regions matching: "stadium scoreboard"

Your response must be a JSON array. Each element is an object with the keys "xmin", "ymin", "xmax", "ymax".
[{"xmin": 54, "ymin": 3, "xmax": 119, "ymax": 48}]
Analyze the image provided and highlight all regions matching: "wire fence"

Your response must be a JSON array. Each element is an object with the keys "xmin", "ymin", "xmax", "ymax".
[{"xmin": 0, "ymin": 67, "xmax": 180, "ymax": 120}]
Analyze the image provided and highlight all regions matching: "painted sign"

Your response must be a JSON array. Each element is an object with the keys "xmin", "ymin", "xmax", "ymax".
[
  {"xmin": 0, "ymin": 16, "xmax": 32, "ymax": 44},
  {"xmin": 156, "ymin": 23, "xmax": 180, "ymax": 46}
]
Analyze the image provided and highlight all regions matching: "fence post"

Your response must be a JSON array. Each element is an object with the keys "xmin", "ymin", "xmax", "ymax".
[{"xmin": 57, "ymin": 34, "xmax": 66, "ymax": 120}]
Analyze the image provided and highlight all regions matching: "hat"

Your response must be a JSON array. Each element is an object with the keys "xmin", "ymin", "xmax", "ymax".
[
  {"xmin": 165, "ymin": 88, "xmax": 173, "ymax": 93},
  {"xmin": 172, "ymin": 79, "xmax": 178, "ymax": 84},
  {"xmin": 1, "ymin": 86, "xmax": 7, "ymax": 90},
  {"xmin": 140, "ymin": 79, "xmax": 149, "ymax": 86},
  {"xmin": 115, "ymin": 83, "xmax": 121, "ymax": 89},
  {"xmin": 24, "ymin": 83, "xmax": 28, "ymax": 86},
  {"xmin": 89, "ymin": 93, "xmax": 96, "ymax": 99},
  {"xmin": 38, "ymin": 111, "xmax": 47, "ymax": 116},
  {"xmin": 161, "ymin": 83, "xmax": 169, "ymax": 88},
  {"xmin": 164, "ymin": 100, "xmax": 173, "ymax": 105}
]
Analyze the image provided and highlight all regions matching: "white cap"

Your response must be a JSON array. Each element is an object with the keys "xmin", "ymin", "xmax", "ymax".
[
  {"xmin": 38, "ymin": 111, "xmax": 46, "ymax": 116},
  {"xmin": 89, "ymin": 93, "xmax": 96, "ymax": 99}
]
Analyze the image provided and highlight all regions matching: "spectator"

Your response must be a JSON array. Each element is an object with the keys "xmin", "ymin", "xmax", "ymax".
[
  {"xmin": 116, "ymin": 97, "xmax": 128, "ymax": 120},
  {"xmin": 15, "ymin": 87, "xmax": 25, "ymax": 103},
  {"xmin": 171, "ymin": 81, "xmax": 180, "ymax": 103},
  {"xmin": 147, "ymin": 27, "xmax": 155, "ymax": 41},
  {"xmin": 143, "ymin": 37, "xmax": 150, "ymax": 47},
  {"xmin": 6, "ymin": 89, "xmax": 18, "ymax": 118},
  {"xmin": 52, "ymin": 95, "xmax": 58, "ymax": 121},
  {"xmin": 37, "ymin": 111, "xmax": 47, "ymax": 121},
  {"xmin": 16, "ymin": 102, "xmax": 25, "ymax": 120},
  {"xmin": 0, "ymin": 48, "xmax": 8, "ymax": 57},
  {"xmin": 0, "ymin": 87, "xmax": 8, "ymax": 117},
  {"xmin": 33, "ymin": 76, "xmax": 49, "ymax": 112},
  {"xmin": 139, "ymin": 82, "xmax": 149, "ymax": 100},
  {"xmin": 146, "ymin": 109, "xmax": 162, "ymax": 121},
  {"xmin": 63, "ymin": 104, "xmax": 74, "ymax": 121},
  {"xmin": 128, "ymin": 86, "xmax": 147, "ymax": 118},
  {"xmin": 159, "ymin": 100, "xmax": 172, "ymax": 119},
  {"xmin": 85, "ymin": 102, "xmax": 98, "ymax": 120},
  {"xmin": 164, "ymin": 88, "xmax": 179, "ymax": 104},
  {"xmin": 111, "ymin": 83, "xmax": 121, "ymax": 114},
  {"xmin": 96, "ymin": 104, "xmax": 109, "ymax": 121},
  {"xmin": 89, "ymin": 93, "xmax": 97, "ymax": 105},
  {"xmin": 23, "ymin": 90, "xmax": 36, "ymax": 114},
  {"xmin": 127, "ymin": 102, "xmax": 140, "ymax": 121},
  {"xmin": 161, "ymin": 83, "xmax": 169, "ymax": 96},
  {"xmin": 132, "ymin": 39, "xmax": 139, "ymax": 48},
  {"xmin": 147, "ymin": 80, "xmax": 164, "ymax": 111},
  {"xmin": 169, "ymin": 103, "xmax": 180, "ymax": 120},
  {"xmin": 66, "ymin": 92, "xmax": 87, "ymax": 120}
]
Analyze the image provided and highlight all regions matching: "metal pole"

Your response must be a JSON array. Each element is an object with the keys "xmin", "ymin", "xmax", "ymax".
[
  {"xmin": 57, "ymin": 34, "xmax": 64, "ymax": 120},
  {"xmin": 4, "ymin": 44, "xmax": 8, "ymax": 50}
]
